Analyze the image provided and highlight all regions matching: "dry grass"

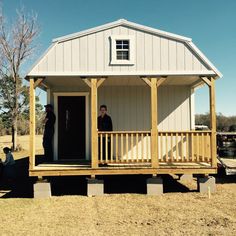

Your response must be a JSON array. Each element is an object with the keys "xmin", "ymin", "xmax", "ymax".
[
  {"xmin": 0, "ymin": 135, "xmax": 235, "ymax": 235},
  {"xmin": 0, "ymin": 185, "xmax": 236, "ymax": 236}
]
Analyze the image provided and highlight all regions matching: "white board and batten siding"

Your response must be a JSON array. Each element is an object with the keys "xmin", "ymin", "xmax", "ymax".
[
  {"xmin": 50, "ymin": 85, "xmax": 191, "ymax": 160},
  {"xmin": 99, "ymin": 85, "xmax": 192, "ymax": 161},
  {"xmin": 98, "ymin": 85, "xmax": 191, "ymax": 131},
  {"xmin": 28, "ymin": 23, "xmax": 217, "ymax": 77},
  {"xmin": 49, "ymin": 85, "xmax": 191, "ymax": 131}
]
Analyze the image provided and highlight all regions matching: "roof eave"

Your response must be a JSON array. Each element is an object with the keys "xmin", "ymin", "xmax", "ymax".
[
  {"xmin": 187, "ymin": 41, "xmax": 223, "ymax": 78},
  {"xmin": 24, "ymin": 43, "xmax": 57, "ymax": 80}
]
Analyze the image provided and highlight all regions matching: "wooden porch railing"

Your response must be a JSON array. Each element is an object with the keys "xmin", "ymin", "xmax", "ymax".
[
  {"xmin": 97, "ymin": 131, "xmax": 212, "ymax": 165},
  {"xmin": 98, "ymin": 131, "xmax": 151, "ymax": 163},
  {"xmin": 158, "ymin": 131, "xmax": 212, "ymax": 163}
]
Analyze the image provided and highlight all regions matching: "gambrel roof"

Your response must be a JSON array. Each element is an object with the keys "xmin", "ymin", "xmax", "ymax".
[
  {"xmin": 26, "ymin": 19, "xmax": 222, "ymax": 78},
  {"xmin": 52, "ymin": 19, "xmax": 192, "ymax": 43}
]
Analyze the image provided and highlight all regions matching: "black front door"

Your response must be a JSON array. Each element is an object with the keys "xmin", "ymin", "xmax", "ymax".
[{"xmin": 58, "ymin": 96, "xmax": 86, "ymax": 159}]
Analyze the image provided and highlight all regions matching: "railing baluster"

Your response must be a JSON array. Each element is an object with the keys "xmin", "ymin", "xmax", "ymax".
[
  {"xmin": 126, "ymin": 133, "xmax": 129, "ymax": 162},
  {"xmin": 186, "ymin": 133, "xmax": 189, "ymax": 162},
  {"xmin": 116, "ymin": 133, "xmax": 118, "ymax": 162},
  {"xmin": 165, "ymin": 133, "xmax": 168, "ymax": 162},
  {"xmin": 181, "ymin": 133, "xmax": 183, "ymax": 162},
  {"xmin": 206, "ymin": 132, "xmax": 210, "ymax": 163},
  {"xmin": 196, "ymin": 133, "xmax": 199, "ymax": 162},
  {"xmin": 121, "ymin": 133, "xmax": 124, "ymax": 162},
  {"xmin": 131, "ymin": 133, "xmax": 134, "ymax": 162},
  {"xmin": 175, "ymin": 133, "xmax": 178, "ymax": 162},
  {"xmin": 171, "ymin": 133, "xmax": 173, "ymax": 162},
  {"xmin": 141, "ymin": 133, "xmax": 144, "ymax": 162},
  {"xmin": 105, "ymin": 133, "xmax": 108, "ymax": 162},
  {"xmin": 160, "ymin": 133, "xmax": 163, "ymax": 162},
  {"xmin": 146, "ymin": 133, "xmax": 149, "ymax": 161},
  {"xmin": 201, "ymin": 133, "xmax": 204, "ymax": 162},
  {"xmin": 136, "ymin": 133, "xmax": 139, "ymax": 162},
  {"xmin": 100, "ymin": 133, "xmax": 103, "ymax": 162},
  {"xmin": 111, "ymin": 133, "xmax": 113, "ymax": 162},
  {"xmin": 191, "ymin": 133, "xmax": 194, "ymax": 162}
]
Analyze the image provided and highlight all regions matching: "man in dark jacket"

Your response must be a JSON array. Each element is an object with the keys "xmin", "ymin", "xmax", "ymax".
[
  {"xmin": 43, "ymin": 104, "xmax": 56, "ymax": 162},
  {"xmin": 98, "ymin": 105, "xmax": 113, "ymax": 132},
  {"xmin": 98, "ymin": 105, "xmax": 113, "ymax": 161}
]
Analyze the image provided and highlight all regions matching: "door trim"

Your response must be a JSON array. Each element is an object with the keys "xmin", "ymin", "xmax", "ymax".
[{"xmin": 53, "ymin": 92, "xmax": 89, "ymax": 161}]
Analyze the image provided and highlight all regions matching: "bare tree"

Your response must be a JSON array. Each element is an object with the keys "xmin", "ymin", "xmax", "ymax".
[{"xmin": 0, "ymin": 6, "xmax": 39, "ymax": 150}]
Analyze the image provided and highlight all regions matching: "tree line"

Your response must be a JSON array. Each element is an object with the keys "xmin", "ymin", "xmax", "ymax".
[
  {"xmin": 195, "ymin": 113, "xmax": 236, "ymax": 131},
  {"xmin": 0, "ymin": 95, "xmax": 44, "ymax": 136}
]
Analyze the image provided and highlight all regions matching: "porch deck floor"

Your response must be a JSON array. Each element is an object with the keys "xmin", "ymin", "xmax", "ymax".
[
  {"xmin": 30, "ymin": 161, "xmax": 216, "ymax": 177},
  {"xmin": 35, "ymin": 161, "xmax": 211, "ymax": 170}
]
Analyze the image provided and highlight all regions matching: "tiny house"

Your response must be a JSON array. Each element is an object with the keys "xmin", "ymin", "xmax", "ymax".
[{"xmin": 26, "ymin": 19, "xmax": 222, "ymax": 194}]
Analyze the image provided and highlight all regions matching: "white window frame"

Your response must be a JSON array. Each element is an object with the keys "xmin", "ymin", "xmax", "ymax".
[{"xmin": 110, "ymin": 35, "xmax": 135, "ymax": 65}]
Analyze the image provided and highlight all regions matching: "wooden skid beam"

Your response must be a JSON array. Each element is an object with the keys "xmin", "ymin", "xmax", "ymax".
[{"xmin": 29, "ymin": 78, "xmax": 36, "ymax": 170}]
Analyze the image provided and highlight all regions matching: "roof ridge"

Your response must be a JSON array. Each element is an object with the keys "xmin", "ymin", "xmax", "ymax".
[{"xmin": 52, "ymin": 19, "xmax": 192, "ymax": 43}]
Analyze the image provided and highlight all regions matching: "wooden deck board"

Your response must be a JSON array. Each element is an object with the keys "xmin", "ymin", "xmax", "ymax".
[
  {"xmin": 30, "ymin": 161, "xmax": 217, "ymax": 177},
  {"xmin": 37, "ymin": 162, "xmax": 211, "ymax": 169}
]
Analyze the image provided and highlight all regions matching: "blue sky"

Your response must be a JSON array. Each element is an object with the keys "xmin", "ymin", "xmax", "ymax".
[{"xmin": 2, "ymin": 0, "xmax": 236, "ymax": 115}]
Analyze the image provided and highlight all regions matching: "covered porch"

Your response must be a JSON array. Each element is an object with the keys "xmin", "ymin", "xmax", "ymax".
[{"xmin": 28, "ymin": 75, "xmax": 217, "ymax": 177}]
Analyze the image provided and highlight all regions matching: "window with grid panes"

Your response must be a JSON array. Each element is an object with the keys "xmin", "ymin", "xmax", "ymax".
[
  {"xmin": 116, "ymin": 40, "xmax": 129, "ymax": 60},
  {"xmin": 110, "ymin": 35, "xmax": 134, "ymax": 65}
]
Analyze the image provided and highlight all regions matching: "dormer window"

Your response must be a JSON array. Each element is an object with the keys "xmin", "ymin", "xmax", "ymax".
[
  {"xmin": 110, "ymin": 35, "xmax": 135, "ymax": 65},
  {"xmin": 116, "ymin": 40, "xmax": 129, "ymax": 60}
]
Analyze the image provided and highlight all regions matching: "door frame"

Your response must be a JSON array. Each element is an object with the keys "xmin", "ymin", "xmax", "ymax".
[{"xmin": 53, "ymin": 92, "xmax": 90, "ymax": 161}]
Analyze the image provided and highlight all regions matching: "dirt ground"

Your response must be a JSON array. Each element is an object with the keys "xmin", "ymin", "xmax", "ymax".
[{"xmin": 0, "ymin": 136, "xmax": 236, "ymax": 236}]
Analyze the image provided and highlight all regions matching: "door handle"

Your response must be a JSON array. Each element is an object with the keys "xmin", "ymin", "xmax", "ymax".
[{"xmin": 66, "ymin": 110, "xmax": 70, "ymax": 131}]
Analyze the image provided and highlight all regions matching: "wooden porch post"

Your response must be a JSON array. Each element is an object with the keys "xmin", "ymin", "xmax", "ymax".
[
  {"xmin": 209, "ymin": 77, "xmax": 217, "ymax": 167},
  {"xmin": 141, "ymin": 77, "xmax": 166, "ymax": 168},
  {"xmin": 201, "ymin": 76, "xmax": 217, "ymax": 167},
  {"xmin": 91, "ymin": 78, "xmax": 98, "ymax": 168},
  {"xmin": 29, "ymin": 78, "xmax": 36, "ymax": 170},
  {"xmin": 151, "ymin": 78, "xmax": 158, "ymax": 168}
]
